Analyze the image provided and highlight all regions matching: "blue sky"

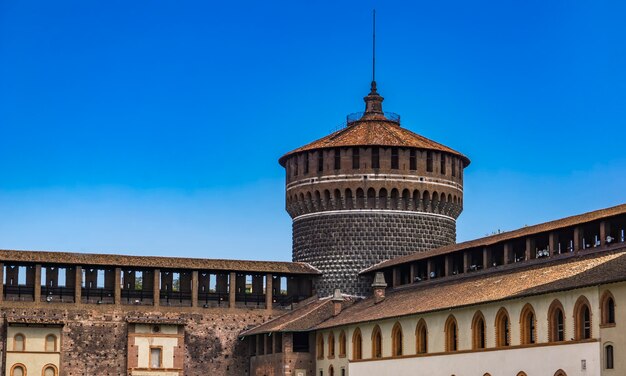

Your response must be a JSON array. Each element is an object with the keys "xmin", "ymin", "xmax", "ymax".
[{"xmin": 1, "ymin": 1, "xmax": 625, "ymax": 261}]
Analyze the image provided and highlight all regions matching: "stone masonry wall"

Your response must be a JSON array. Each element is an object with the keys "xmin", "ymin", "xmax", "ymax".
[
  {"xmin": 293, "ymin": 212, "xmax": 456, "ymax": 296},
  {"xmin": 0, "ymin": 305, "xmax": 278, "ymax": 376}
]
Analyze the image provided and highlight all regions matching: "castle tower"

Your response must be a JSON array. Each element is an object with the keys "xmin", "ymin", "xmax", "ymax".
[{"xmin": 279, "ymin": 82, "xmax": 470, "ymax": 296}]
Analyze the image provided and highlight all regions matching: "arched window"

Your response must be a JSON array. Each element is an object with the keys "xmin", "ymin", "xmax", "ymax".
[
  {"xmin": 495, "ymin": 308, "xmax": 510, "ymax": 347},
  {"xmin": 43, "ymin": 365, "xmax": 58, "ymax": 376},
  {"xmin": 316, "ymin": 334, "xmax": 324, "ymax": 360},
  {"xmin": 548, "ymin": 300, "xmax": 566, "ymax": 342},
  {"xmin": 328, "ymin": 331, "xmax": 335, "ymax": 358},
  {"xmin": 329, "ymin": 365, "xmax": 334, "ymax": 376},
  {"xmin": 10, "ymin": 364, "xmax": 25, "ymax": 376},
  {"xmin": 472, "ymin": 311, "xmax": 486, "ymax": 349},
  {"xmin": 574, "ymin": 296, "xmax": 592, "ymax": 340},
  {"xmin": 371, "ymin": 325, "xmax": 382, "ymax": 358},
  {"xmin": 520, "ymin": 304, "xmax": 537, "ymax": 344},
  {"xmin": 445, "ymin": 315, "xmax": 458, "ymax": 352},
  {"xmin": 356, "ymin": 188, "xmax": 365, "ymax": 209},
  {"xmin": 390, "ymin": 189, "xmax": 399, "ymax": 210},
  {"xmin": 338, "ymin": 330, "xmax": 346, "ymax": 357},
  {"xmin": 415, "ymin": 319, "xmax": 428, "ymax": 354},
  {"xmin": 13, "ymin": 333, "xmax": 25, "ymax": 352},
  {"xmin": 352, "ymin": 328, "xmax": 362, "ymax": 360},
  {"xmin": 517, "ymin": 372, "xmax": 527, "ymax": 376},
  {"xmin": 601, "ymin": 291, "xmax": 616, "ymax": 325},
  {"xmin": 45, "ymin": 334, "xmax": 57, "ymax": 352},
  {"xmin": 345, "ymin": 189, "xmax": 353, "ymax": 209},
  {"xmin": 605, "ymin": 344, "xmax": 614, "ymax": 369},
  {"xmin": 554, "ymin": 370, "xmax": 567, "ymax": 376},
  {"xmin": 391, "ymin": 322, "xmax": 403, "ymax": 356}
]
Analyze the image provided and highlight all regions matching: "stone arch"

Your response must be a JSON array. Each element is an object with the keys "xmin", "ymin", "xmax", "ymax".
[
  {"xmin": 472, "ymin": 310, "xmax": 486, "ymax": 349},
  {"xmin": 352, "ymin": 328, "xmax": 362, "ymax": 360},
  {"xmin": 355, "ymin": 188, "xmax": 365, "ymax": 209},
  {"xmin": 345, "ymin": 188, "xmax": 354, "ymax": 209},
  {"xmin": 314, "ymin": 190, "xmax": 322, "ymax": 211},
  {"xmin": 378, "ymin": 188, "xmax": 388, "ymax": 209},
  {"xmin": 574, "ymin": 295, "xmax": 592, "ymax": 340},
  {"xmin": 412, "ymin": 189, "xmax": 420, "ymax": 211},
  {"xmin": 519, "ymin": 303, "xmax": 537, "ymax": 344},
  {"xmin": 431, "ymin": 191, "xmax": 439, "ymax": 213},
  {"xmin": 390, "ymin": 188, "xmax": 399, "ymax": 210},
  {"xmin": 367, "ymin": 188, "xmax": 376, "ymax": 209},
  {"xmin": 495, "ymin": 307, "xmax": 511, "ymax": 347},
  {"xmin": 548, "ymin": 299, "xmax": 566, "ymax": 342},
  {"xmin": 391, "ymin": 321, "xmax": 403, "ymax": 356},
  {"xmin": 422, "ymin": 191, "xmax": 430, "ymax": 212},
  {"xmin": 334, "ymin": 189, "xmax": 342, "ymax": 210},
  {"xmin": 554, "ymin": 369, "xmax": 567, "ymax": 376},
  {"xmin": 371, "ymin": 325, "xmax": 383, "ymax": 358},
  {"xmin": 401, "ymin": 189, "xmax": 410, "ymax": 210},
  {"xmin": 445, "ymin": 314, "xmax": 458, "ymax": 352},
  {"xmin": 323, "ymin": 190, "xmax": 331, "ymax": 210},
  {"xmin": 305, "ymin": 191, "xmax": 313, "ymax": 213},
  {"xmin": 600, "ymin": 290, "xmax": 616, "ymax": 325},
  {"xmin": 415, "ymin": 318, "xmax": 428, "ymax": 354}
]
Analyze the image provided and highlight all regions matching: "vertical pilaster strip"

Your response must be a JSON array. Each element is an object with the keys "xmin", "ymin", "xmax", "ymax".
[
  {"xmin": 503, "ymin": 243, "xmax": 512, "ymax": 265},
  {"xmin": 114, "ymin": 267, "xmax": 121, "ymax": 305},
  {"xmin": 265, "ymin": 273, "xmax": 273, "ymax": 311},
  {"xmin": 34, "ymin": 264, "xmax": 42, "ymax": 303},
  {"xmin": 229, "ymin": 271, "xmax": 236, "ymax": 309},
  {"xmin": 574, "ymin": 226, "xmax": 583, "ymax": 251},
  {"xmin": 463, "ymin": 251, "xmax": 470, "ymax": 273},
  {"xmin": 600, "ymin": 221, "xmax": 610, "ymax": 246},
  {"xmin": 426, "ymin": 259, "xmax": 433, "ymax": 280},
  {"xmin": 444, "ymin": 255, "xmax": 451, "ymax": 277},
  {"xmin": 191, "ymin": 270, "xmax": 199, "ymax": 308},
  {"xmin": 482, "ymin": 247, "xmax": 491, "ymax": 269},
  {"xmin": 409, "ymin": 264, "xmax": 415, "ymax": 284},
  {"xmin": 74, "ymin": 266, "xmax": 82, "ymax": 304},
  {"xmin": 549, "ymin": 232, "xmax": 559, "ymax": 255},
  {"xmin": 153, "ymin": 268, "xmax": 160, "ymax": 306}
]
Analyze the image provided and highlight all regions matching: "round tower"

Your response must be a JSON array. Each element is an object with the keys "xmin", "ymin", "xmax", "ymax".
[{"xmin": 279, "ymin": 82, "xmax": 470, "ymax": 296}]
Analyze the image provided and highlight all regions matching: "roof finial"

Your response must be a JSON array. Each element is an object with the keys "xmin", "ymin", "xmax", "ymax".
[{"xmin": 371, "ymin": 9, "xmax": 377, "ymax": 94}]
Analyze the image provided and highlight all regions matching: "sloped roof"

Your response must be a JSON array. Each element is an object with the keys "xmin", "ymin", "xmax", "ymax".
[
  {"xmin": 242, "ymin": 296, "xmax": 355, "ymax": 336},
  {"xmin": 317, "ymin": 247, "xmax": 626, "ymax": 329},
  {"xmin": 0, "ymin": 249, "xmax": 321, "ymax": 275},
  {"xmin": 279, "ymin": 118, "xmax": 469, "ymax": 167},
  {"xmin": 362, "ymin": 203, "xmax": 626, "ymax": 274}
]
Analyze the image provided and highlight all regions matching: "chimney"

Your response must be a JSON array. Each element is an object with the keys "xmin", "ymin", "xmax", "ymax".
[
  {"xmin": 331, "ymin": 289, "xmax": 344, "ymax": 316},
  {"xmin": 371, "ymin": 272, "xmax": 388, "ymax": 304}
]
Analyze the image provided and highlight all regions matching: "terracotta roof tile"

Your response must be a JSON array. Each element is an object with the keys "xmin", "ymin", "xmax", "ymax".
[
  {"xmin": 318, "ymin": 247, "xmax": 626, "ymax": 329},
  {"xmin": 278, "ymin": 119, "xmax": 470, "ymax": 166},
  {"xmin": 363, "ymin": 203, "xmax": 626, "ymax": 274},
  {"xmin": 0, "ymin": 249, "xmax": 321, "ymax": 275}
]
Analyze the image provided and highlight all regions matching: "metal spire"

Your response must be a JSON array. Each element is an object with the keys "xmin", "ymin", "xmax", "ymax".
[{"xmin": 372, "ymin": 9, "xmax": 376, "ymax": 86}]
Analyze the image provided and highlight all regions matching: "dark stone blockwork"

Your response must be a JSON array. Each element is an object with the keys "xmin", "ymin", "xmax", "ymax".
[{"xmin": 293, "ymin": 212, "xmax": 456, "ymax": 296}]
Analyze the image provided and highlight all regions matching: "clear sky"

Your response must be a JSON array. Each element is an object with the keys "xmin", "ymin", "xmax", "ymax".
[{"xmin": 1, "ymin": 1, "xmax": 625, "ymax": 261}]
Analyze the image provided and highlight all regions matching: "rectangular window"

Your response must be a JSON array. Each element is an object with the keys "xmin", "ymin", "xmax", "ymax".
[
  {"xmin": 409, "ymin": 149, "xmax": 417, "ymax": 170},
  {"xmin": 352, "ymin": 147, "xmax": 360, "ymax": 169},
  {"xmin": 372, "ymin": 147, "xmax": 380, "ymax": 169},
  {"xmin": 440, "ymin": 154, "xmax": 446, "ymax": 175},
  {"xmin": 334, "ymin": 149, "xmax": 341, "ymax": 170},
  {"xmin": 318, "ymin": 151, "xmax": 324, "ymax": 172},
  {"xmin": 426, "ymin": 151, "xmax": 433, "ymax": 172},
  {"xmin": 150, "ymin": 347, "xmax": 162, "ymax": 368},
  {"xmin": 391, "ymin": 147, "xmax": 399, "ymax": 169},
  {"xmin": 451, "ymin": 158, "xmax": 456, "ymax": 177},
  {"xmin": 304, "ymin": 153, "xmax": 309, "ymax": 174}
]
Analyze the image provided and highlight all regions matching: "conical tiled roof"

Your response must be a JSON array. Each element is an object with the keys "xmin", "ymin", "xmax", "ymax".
[{"xmin": 278, "ymin": 82, "xmax": 470, "ymax": 166}]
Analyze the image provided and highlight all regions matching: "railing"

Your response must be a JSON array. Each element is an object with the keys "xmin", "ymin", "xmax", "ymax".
[
  {"xmin": 41, "ymin": 286, "xmax": 75, "ymax": 303},
  {"xmin": 3, "ymin": 285, "xmax": 35, "ymax": 301},
  {"xmin": 235, "ymin": 293, "xmax": 266, "ymax": 306},
  {"xmin": 160, "ymin": 290, "xmax": 192, "ymax": 307},
  {"xmin": 273, "ymin": 294, "xmax": 308, "ymax": 308},
  {"xmin": 121, "ymin": 289, "xmax": 153, "ymax": 305},
  {"xmin": 346, "ymin": 111, "xmax": 400, "ymax": 125},
  {"xmin": 81, "ymin": 287, "xmax": 114, "ymax": 304},
  {"xmin": 198, "ymin": 291, "xmax": 229, "ymax": 307}
]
